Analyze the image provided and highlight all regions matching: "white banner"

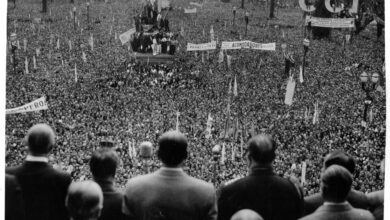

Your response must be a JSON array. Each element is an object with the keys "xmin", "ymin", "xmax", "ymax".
[
  {"xmin": 221, "ymin": 41, "xmax": 276, "ymax": 51},
  {"xmin": 184, "ymin": 8, "xmax": 197, "ymax": 14},
  {"xmin": 305, "ymin": 16, "xmax": 355, "ymax": 28},
  {"xmin": 284, "ymin": 78, "xmax": 296, "ymax": 106},
  {"xmin": 190, "ymin": 2, "xmax": 203, "ymax": 7},
  {"xmin": 120, "ymin": 28, "xmax": 136, "ymax": 45},
  {"xmin": 187, "ymin": 41, "xmax": 216, "ymax": 51},
  {"xmin": 301, "ymin": 161, "xmax": 307, "ymax": 185},
  {"xmin": 6, "ymin": 97, "xmax": 48, "ymax": 114}
]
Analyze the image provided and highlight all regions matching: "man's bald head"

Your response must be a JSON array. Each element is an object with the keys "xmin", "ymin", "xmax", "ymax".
[
  {"xmin": 231, "ymin": 209, "xmax": 264, "ymax": 220},
  {"xmin": 157, "ymin": 130, "xmax": 188, "ymax": 167},
  {"xmin": 25, "ymin": 124, "xmax": 56, "ymax": 155},
  {"xmin": 66, "ymin": 181, "xmax": 103, "ymax": 220},
  {"xmin": 247, "ymin": 134, "xmax": 276, "ymax": 165}
]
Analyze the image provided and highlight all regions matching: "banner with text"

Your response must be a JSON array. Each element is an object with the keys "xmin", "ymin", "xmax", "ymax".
[
  {"xmin": 6, "ymin": 97, "xmax": 48, "ymax": 114},
  {"xmin": 184, "ymin": 8, "xmax": 197, "ymax": 14},
  {"xmin": 305, "ymin": 16, "xmax": 355, "ymax": 28},
  {"xmin": 190, "ymin": 2, "xmax": 203, "ymax": 7},
  {"xmin": 221, "ymin": 41, "xmax": 276, "ymax": 51},
  {"xmin": 120, "ymin": 28, "xmax": 136, "ymax": 45},
  {"xmin": 187, "ymin": 41, "xmax": 217, "ymax": 51}
]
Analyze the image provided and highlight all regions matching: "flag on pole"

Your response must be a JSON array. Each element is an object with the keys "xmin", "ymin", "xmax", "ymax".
[
  {"xmin": 205, "ymin": 113, "xmax": 213, "ymax": 139},
  {"xmin": 201, "ymin": 52, "xmax": 204, "ymax": 63},
  {"xmin": 33, "ymin": 56, "xmax": 37, "ymax": 69},
  {"xmin": 89, "ymin": 34, "xmax": 94, "ymax": 51},
  {"xmin": 240, "ymin": 130, "xmax": 244, "ymax": 157},
  {"xmin": 25, "ymin": 57, "xmax": 29, "ymax": 74},
  {"xmin": 231, "ymin": 144, "xmax": 235, "ymax": 161},
  {"xmin": 313, "ymin": 101, "xmax": 319, "ymax": 124},
  {"xmin": 299, "ymin": 65, "xmax": 304, "ymax": 83},
  {"xmin": 284, "ymin": 77, "xmax": 296, "ymax": 105},
  {"xmin": 304, "ymin": 107, "xmax": 308, "ymax": 121},
  {"xmin": 210, "ymin": 25, "xmax": 214, "ymax": 41},
  {"xmin": 74, "ymin": 64, "xmax": 78, "ymax": 82},
  {"xmin": 128, "ymin": 141, "xmax": 133, "ymax": 159},
  {"xmin": 202, "ymin": 28, "xmax": 205, "ymax": 37},
  {"xmin": 227, "ymin": 55, "xmax": 232, "ymax": 69},
  {"xmin": 176, "ymin": 111, "xmax": 180, "ymax": 131},
  {"xmin": 301, "ymin": 161, "xmax": 307, "ymax": 185},
  {"xmin": 233, "ymin": 75, "xmax": 238, "ymax": 97},
  {"xmin": 221, "ymin": 143, "xmax": 226, "ymax": 165},
  {"xmin": 69, "ymin": 40, "xmax": 72, "ymax": 51},
  {"xmin": 115, "ymin": 32, "xmax": 118, "ymax": 40},
  {"xmin": 228, "ymin": 79, "xmax": 232, "ymax": 94},
  {"xmin": 224, "ymin": 101, "xmax": 231, "ymax": 139},
  {"xmin": 23, "ymin": 38, "xmax": 27, "ymax": 51},
  {"xmin": 218, "ymin": 50, "xmax": 224, "ymax": 63},
  {"xmin": 369, "ymin": 108, "xmax": 373, "ymax": 122},
  {"xmin": 36, "ymin": 48, "xmax": 40, "ymax": 57},
  {"xmin": 82, "ymin": 51, "xmax": 87, "ymax": 63},
  {"xmin": 17, "ymin": 40, "xmax": 20, "ymax": 50},
  {"xmin": 56, "ymin": 38, "xmax": 60, "ymax": 49}
]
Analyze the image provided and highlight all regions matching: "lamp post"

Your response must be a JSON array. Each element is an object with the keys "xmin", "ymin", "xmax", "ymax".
[
  {"xmin": 10, "ymin": 33, "xmax": 17, "ymax": 74},
  {"xmin": 244, "ymin": 11, "xmax": 249, "ymax": 37},
  {"xmin": 212, "ymin": 144, "xmax": 221, "ymax": 186},
  {"xmin": 233, "ymin": 7, "xmax": 236, "ymax": 27},
  {"xmin": 360, "ymin": 71, "xmax": 379, "ymax": 126}
]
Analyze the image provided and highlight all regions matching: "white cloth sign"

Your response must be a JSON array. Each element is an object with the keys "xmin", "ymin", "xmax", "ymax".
[
  {"xmin": 190, "ymin": 2, "xmax": 203, "ymax": 7},
  {"xmin": 120, "ymin": 28, "xmax": 136, "ymax": 45},
  {"xmin": 284, "ymin": 77, "xmax": 296, "ymax": 105},
  {"xmin": 305, "ymin": 16, "xmax": 355, "ymax": 28},
  {"xmin": 221, "ymin": 41, "xmax": 276, "ymax": 51},
  {"xmin": 187, "ymin": 41, "xmax": 216, "ymax": 51},
  {"xmin": 184, "ymin": 8, "xmax": 197, "ymax": 14},
  {"xmin": 6, "ymin": 97, "xmax": 48, "ymax": 114}
]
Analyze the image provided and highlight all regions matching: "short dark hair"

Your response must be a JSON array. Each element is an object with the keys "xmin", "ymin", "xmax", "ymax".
[
  {"xmin": 247, "ymin": 134, "xmax": 276, "ymax": 164},
  {"xmin": 66, "ymin": 181, "xmax": 103, "ymax": 220},
  {"xmin": 321, "ymin": 165, "xmax": 352, "ymax": 203},
  {"xmin": 157, "ymin": 131, "xmax": 188, "ymax": 167},
  {"xmin": 324, "ymin": 151, "xmax": 355, "ymax": 174},
  {"xmin": 89, "ymin": 148, "xmax": 120, "ymax": 180},
  {"xmin": 26, "ymin": 124, "xmax": 56, "ymax": 155}
]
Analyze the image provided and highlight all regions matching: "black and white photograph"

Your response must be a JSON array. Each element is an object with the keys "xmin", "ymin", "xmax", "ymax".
[{"xmin": 2, "ymin": 0, "xmax": 387, "ymax": 219}]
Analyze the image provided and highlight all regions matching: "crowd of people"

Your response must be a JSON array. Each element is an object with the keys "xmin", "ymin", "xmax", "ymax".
[
  {"xmin": 5, "ymin": 0, "xmax": 385, "ymax": 218},
  {"xmin": 5, "ymin": 125, "xmax": 384, "ymax": 220}
]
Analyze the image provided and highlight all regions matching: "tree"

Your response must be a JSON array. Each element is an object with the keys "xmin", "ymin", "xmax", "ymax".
[
  {"xmin": 42, "ymin": 0, "xmax": 47, "ymax": 13},
  {"xmin": 269, "ymin": 0, "xmax": 275, "ymax": 18}
]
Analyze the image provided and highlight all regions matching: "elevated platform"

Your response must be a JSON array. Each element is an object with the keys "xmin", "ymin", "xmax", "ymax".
[{"xmin": 132, "ymin": 53, "xmax": 174, "ymax": 64}]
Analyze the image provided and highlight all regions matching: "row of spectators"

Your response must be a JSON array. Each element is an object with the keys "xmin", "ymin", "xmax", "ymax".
[{"xmin": 5, "ymin": 124, "xmax": 384, "ymax": 220}]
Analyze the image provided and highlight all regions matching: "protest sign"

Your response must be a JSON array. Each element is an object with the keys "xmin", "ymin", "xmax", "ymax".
[
  {"xmin": 6, "ymin": 97, "xmax": 48, "ymax": 114},
  {"xmin": 221, "ymin": 41, "xmax": 276, "ymax": 51},
  {"xmin": 187, "ymin": 41, "xmax": 216, "ymax": 51}
]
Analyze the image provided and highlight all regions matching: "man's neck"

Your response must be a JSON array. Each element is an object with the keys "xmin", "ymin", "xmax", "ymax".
[
  {"xmin": 324, "ymin": 201, "xmax": 348, "ymax": 205},
  {"xmin": 26, "ymin": 154, "xmax": 49, "ymax": 163}
]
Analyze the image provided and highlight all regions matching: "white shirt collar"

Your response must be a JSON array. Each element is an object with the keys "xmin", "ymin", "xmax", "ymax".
[
  {"xmin": 324, "ymin": 201, "xmax": 348, "ymax": 206},
  {"xmin": 160, "ymin": 167, "xmax": 182, "ymax": 171},
  {"xmin": 26, "ymin": 155, "xmax": 49, "ymax": 163}
]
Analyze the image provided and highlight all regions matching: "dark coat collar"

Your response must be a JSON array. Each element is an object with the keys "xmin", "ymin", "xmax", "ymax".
[{"xmin": 249, "ymin": 166, "xmax": 274, "ymax": 176}]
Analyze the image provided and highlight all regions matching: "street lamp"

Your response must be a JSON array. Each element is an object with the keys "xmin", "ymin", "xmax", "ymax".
[
  {"xmin": 360, "ymin": 71, "xmax": 379, "ymax": 126},
  {"xmin": 212, "ymin": 144, "xmax": 221, "ymax": 185}
]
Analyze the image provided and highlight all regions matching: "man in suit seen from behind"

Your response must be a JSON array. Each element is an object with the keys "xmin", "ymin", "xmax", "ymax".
[
  {"xmin": 217, "ymin": 134, "xmax": 303, "ymax": 220},
  {"xmin": 299, "ymin": 165, "xmax": 374, "ymax": 220},
  {"xmin": 6, "ymin": 124, "xmax": 71, "ymax": 220},
  {"xmin": 90, "ymin": 148, "xmax": 125, "ymax": 220},
  {"xmin": 122, "ymin": 130, "xmax": 217, "ymax": 220},
  {"xmin": 304, "ymin": 151, "xmax": 369, "ymax": 215}
]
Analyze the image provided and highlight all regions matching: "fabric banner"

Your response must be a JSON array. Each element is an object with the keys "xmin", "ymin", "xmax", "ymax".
[
  {"xmin": 301, "ymin": 162, "xmax": 307, "ymax": 185},
  {"xmin": 6, "ymin": 97, "xmax": 48, "ymax": 114},
  {"xmin": 119, "ymin": 28, "xmax": 136, "ymax": 45},
  {"xmin": 284, "ymin": 77, "xmax": 296, "ymax": 105},
  {"xmin": 184, "ymin": 8, "xmax": 197, "ymax": 14},
  {"xmin": 190, "ymin": 2, "xmax": 203, "ymax": 7},
  {"xmin": 187, "ymin": 41, "xmax": 216, "ymax": 51},
  {"xmin": 305, "ymin": 16, "xmax": 355, "ymax": 28},
  {"xmin": 221, "ymin": 41, "xmax": 276, "ymax": 51}
]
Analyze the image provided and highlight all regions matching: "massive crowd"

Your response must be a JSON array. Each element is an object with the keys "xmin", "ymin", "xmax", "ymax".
[{"xmin": 6, "ymin": 0, "xmax": 385, "ymax": 200}]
